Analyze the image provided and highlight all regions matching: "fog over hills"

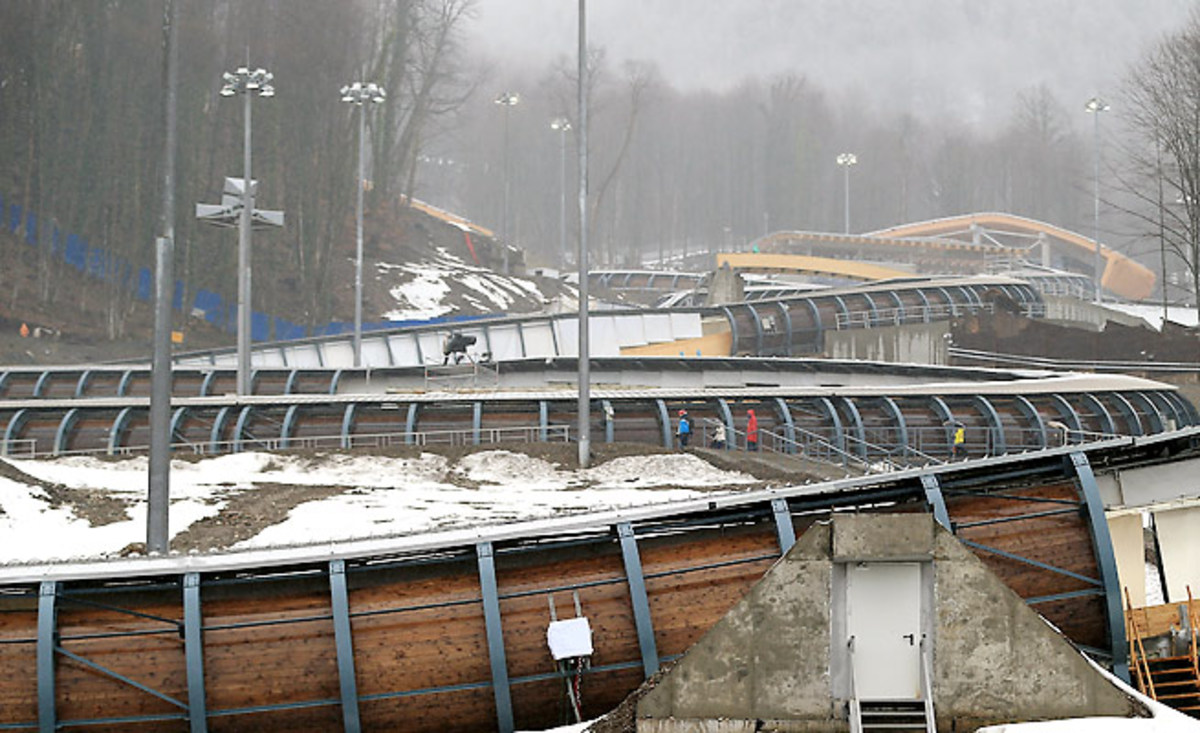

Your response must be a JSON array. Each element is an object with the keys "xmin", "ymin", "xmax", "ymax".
[{"xmin": 469, "ymin": 0, "xmax": 1195, "ymax": 126}]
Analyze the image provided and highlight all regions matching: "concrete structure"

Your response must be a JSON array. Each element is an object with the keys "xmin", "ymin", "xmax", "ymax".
[{"xmin": 637, "ymin": 514, "xmax": 1144, "ymax": 732}]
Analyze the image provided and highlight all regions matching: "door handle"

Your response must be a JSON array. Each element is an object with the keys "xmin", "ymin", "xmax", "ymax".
[{"xmin": 902, "ymin": 633, "xmax": 915, "ymax": 645}]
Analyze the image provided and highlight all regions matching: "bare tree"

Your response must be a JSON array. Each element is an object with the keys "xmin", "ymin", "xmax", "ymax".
[{"xmin": 1121, "ymin": 10, "xmax": 1200, "ymax": 318}]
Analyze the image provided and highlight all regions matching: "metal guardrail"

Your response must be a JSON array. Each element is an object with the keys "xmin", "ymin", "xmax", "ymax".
[{"xmin": 6, "ymin": 425, "xmax": 570, "ymax": 460}]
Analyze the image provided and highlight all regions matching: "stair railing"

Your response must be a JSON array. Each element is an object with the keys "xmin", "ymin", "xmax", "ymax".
[
  {"xmin": 1188, "ymin": 586, "xmax": 1199, "ymax": 686},
  {"xmin": 1125, "ymin": 587, "xmax": 1157, "ymax": 699},
  {"xmin": 847, "ymin": 635, "xmax": 862, "ymax": 733},
  {"xmin": 919, "ymin": 635, "xmax": 936, "ymax": 733}
]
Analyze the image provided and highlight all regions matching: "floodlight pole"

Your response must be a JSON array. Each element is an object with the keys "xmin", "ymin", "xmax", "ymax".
[
  {"xmin": 577, "ymin": 0, "xmax": 590, "ymax": 468},
  {"xmin": 148, "ymin": 0, "xmax": 179, "ymax": 555},
  {"xmin": 238, "ymin": 82, "xmax": 254, "ymax": 395},
  {"xmin": 1086, "ymin": 96, "xmax": 1109, "ymax": 304},
  {"xmin": 341, "ymin": 81, "xmax": 385, "ymax": 368}
]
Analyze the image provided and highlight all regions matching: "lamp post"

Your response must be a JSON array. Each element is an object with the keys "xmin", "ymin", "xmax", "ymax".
[
  {"xmin": 576, "ymin": 0, "xmax": 590, "ymax": 469},
  {"xmin": 495, "ymin": 91, "xmax": 520, "ymax": 275},
  {"xmin": 220, "ymin": 66, "xmax": 275, "ymax": 396},
  {"xmin": 341, "ymin": 81, "xmax": 386, "ymax": 368},
  {"xmin": 836, "ymin": 153, "xmax": 857, "ymax": 234},
  {"xmin": 551, "ymin": 117, "xmax": 572, "ymax": 269},
  {"xmin": 1086, "ymin": 96, "xmax": 1110, "ymax": 304}
]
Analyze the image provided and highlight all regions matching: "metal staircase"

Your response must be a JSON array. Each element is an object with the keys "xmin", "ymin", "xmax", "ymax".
[{"xmin": 848, "ymin": 636, "xmax": 936, "ymax": 733}]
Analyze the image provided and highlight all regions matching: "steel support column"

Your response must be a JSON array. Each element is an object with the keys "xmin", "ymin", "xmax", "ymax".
[
  {"xmin": 280, "ymin": 405, "xmax": 300, "ymax": 450},
  {"xmin": 601, "ymin": 399, "xmax": 615, "ymax": 443},
  {"xmin": 538, "ymin": 400, "xmax": 549, "ymax": 442},
  {"xmin": 340, "ymin": 404, "xmax": 357, "ymax": 449},
  {"xmin": 183, "ymin": 573, "xmax": 207, "ymax": 733},
  {"xmin": 617, "ymin": 522, "xmax": 659, "ymax": 679},
  {"xmin": 37, "ymin": 580, "xmax": 57, "ymax": 733},
  {"xmin": 771, "ymin": 497, "xmax": 796, "ymax": 553},
  {"xmin": 654, "ymin": 399, "xmax": 672, "ymax": 449},
  {"xmin": 1069, "ymin": 451, "xmax": 1130, "ymax": 683},
  {"xmin": 717, "ymin": 398, "xmax": 735, "ymax": 450},
  {"xmin": 329, "ymin": 560, "xmax": 361, "ymax": 733},
  {"xmin": 472, "ymin": 401, "xmax": 483, "ymax": 446},
  {"xmin": 476, "ymin": 542, "xmax": 514, "ymax": 733},
  {"xmin": 405, "ymin": 403, "xmax": 419, "ymax": 445}
]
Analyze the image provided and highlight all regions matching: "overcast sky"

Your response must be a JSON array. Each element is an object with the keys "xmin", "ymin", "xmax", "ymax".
[{"xmin": 468, "ymin": 1, "xmax": 1196, "ymax": 126}]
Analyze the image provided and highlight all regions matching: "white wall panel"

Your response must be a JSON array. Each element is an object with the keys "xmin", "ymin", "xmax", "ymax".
[
  {"xmin": 1154, "ymin": 506, "xmax": 1200, "ymax": 604},
  {"xmin": 671, "ymin": 312, "xmax": 703, "ymax": 340}
]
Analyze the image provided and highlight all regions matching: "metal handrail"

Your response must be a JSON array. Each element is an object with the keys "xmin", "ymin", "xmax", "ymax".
[
  {"xmin": 14, "ymin": 425, "xmax": 570, "ymax": 460},
  {"xmin": 1125, "ymin": 587, "xmax": 1157, "ymax": 699},
  {"xmin": 1189, "ymin": 586, "xmax": 1199, "ymax": 685},
  {"xmin": 919, "ymin": 635, "xmax": 936, "ymax": 733},
  {"xmin": 848, "ymin": 635, "xmax": 862, "ymax": 733}
]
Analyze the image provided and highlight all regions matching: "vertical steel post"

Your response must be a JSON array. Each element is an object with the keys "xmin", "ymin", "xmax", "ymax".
[
  {"xmin": 353, "ymin": 100, "xmax": 365, "ymax": 368},
  {"xmin": 183, "ymin": 573, "xmax": 208, "ymax": 732},
  {"xmin": 771, "ymin": 498, "xmax": 796, "ymax": 554},
  {"xmin": 37, "ymin": 581, "xmax": 57, "ymax": 733},
  {"xmin": 148, "ymin": 0, "xmax": 179, "ymax": 555},
  {"xmin": 329, "ymin": 560, "xmax": 361, "ymax": 732},
  {"xmin": 576, "ymin": 0, "xmax": 591, "ymax": 468},
  {"xmin": 237, "ymin": 80, "xmax": 254, "ymax": 396},
  {"xmin": 476, "ymin": 542, "xmax": 514, "ymax": 733}
]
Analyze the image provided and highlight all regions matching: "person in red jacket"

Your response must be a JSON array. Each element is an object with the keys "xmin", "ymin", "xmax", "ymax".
[{"xmin": 746, "ymin": 408, "xmax": 759, "ymax": 451}]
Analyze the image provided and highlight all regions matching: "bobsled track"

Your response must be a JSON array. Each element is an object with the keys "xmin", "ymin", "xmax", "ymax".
[
  {"xmin": 0, "ymin": 356, "xmax": 1195, "ymax": 463},
  {"xmin": 2, "ymin": 429, "xmax": 1198, "ymax": 732}
]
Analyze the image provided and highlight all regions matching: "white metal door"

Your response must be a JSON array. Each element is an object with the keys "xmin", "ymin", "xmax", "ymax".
[{"xmin": 847, "ymin": 562, "xmax": 922, "ymax": 699}]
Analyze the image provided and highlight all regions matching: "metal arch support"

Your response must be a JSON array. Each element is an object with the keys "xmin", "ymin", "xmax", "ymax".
[
  {"xmin": 814, "ymin": 397, "xmax": 847, "ymax": 454},
  {"xmin": 405, "ymin": 403, "xmax": 419, "ymax": 445},
  {"xmin": 53, "ymin": 408, "xmax": 80, "ymax": 456},
  {"xmin": 183, "ymin": 573, "xmax": 208, "ymax": 733},
  {"xmin": 617, "ymin": 522, "xmax": 660, "ymax": 679},
  {"xmin": 772, "ymin": 397, "xmax": 796, "ymax": 453},
  {"xmin": 74, "ymin": 370, "xmax": 93, "ymax": 398},
  {"xmin": 910, "ymin": 288, "xmax": 932, "ymax": 322},
  {"xmin": 928, "ymin": 395, "xmax": 955, "ymax": 454},
  {"xmin": 1167, "ymin": 390, "xmax": 1200, "ymax": 425},
  {"xmin": 1147, "ymin": 391, "xmax": 1186, "ymax": 429},
  {"xmin": 249, "ymin": 369, "xmax": 262, "ymax": 395},
  {"xmin": 601, "ymin": 399, "xmax": 615, "ymax": 443},
  {"xmin": 33, "ymin": 370, "xmax": 53, "ymax": 398},
  {"xmin": 108, "ymin": 407, "xmax": 136, "ymax": 456},
  {"xmin": 0, "ymin": 370, "xmax": 9, "ymax": 397},
  {"xmin": 832, "ymin": 396, "xmax": 867, "ymax": 459},
  {"xmin": 717, "ymin": 398, "xmax": 736, "ymax": 449},
  {"xmin": 284, "ymin": 369, "xmax": 300, "ymax": 395},
  {"xmin": 480, "ymin": 325, "xmax": 494, "ymax": 360},
  {"xmin": 859, "ymin": 292, "xmax": 880, "ymax": 326},
  {"xmin": 200, "ymin": 371, "xmax": 219, "ymax": 397},
  {"xmin": 538, "ymin": 401, "xmax": 549, "ymax": 442},
  {"xmin": 776, "ymin": 301, "xmax": 793, "ymax": 356},
  {"xmin": 170, "ymin": 406, "xmax": 189, "ymax": 444},
  {"xmin": 472, "ymin": 401, "xmax": 483, "ymax": 446},
  {"xmin": 744, "ymin": 304, "xmax": 765, "ymax": 356},
  {"xmin": 920, "ymin": 474, "xmax": 952, "ymax": 530},
  {"xmin": 877, "ymin": 396, "xmax": 908, "ymax": 456},
  {"xmin": 1125, "ymin": 391, "xmax": 1164, "ymax": 434},
  {"xmin": 934, "ymin": 286, "xmax": 957, "ymax": 315},
  {"xmin": 830, "ymin": 295, "xmax": 851, "ymax": 327},
  {"xmin": 971, "ymin": 395, "xmax": 1006, "ymax": 456},
  {"xmin": 957, "ymin": 284, "xmax": 982, "ymax": 307},
  {"xmin": 802, "ymin": 298, "xmax": 824, "ymax": 351},
  {"xmin": 771, "ymin": 497, "xmax": 796, "ymax": 553},
  {"xmin": 329, "ymin": 560, "xmax": 361, "ymax": 733},
  {"xmin": 381, "ymin": 333, "xmax": 396, "ymax": 366},
  {"xmin": 1106, "ymin": 393, "xmax": 1144, "ymax": 436},
  {"xmin": 278, "ymin": 346, "xmax": 289, "ymax": 368},
  {"xmin": 884, "ymin": 289, "xmax": 905, "ymax": 323},
  {"xmin": 475, "ymin": 542, "xmax": 515, "ymax": 733},
  {"xmin": 314, "ymin": 341, "xmax": 327, "ymax": 368},
  {"xmin": 719, "ymin": 306, "xmax": 739, "ymax": 356},
  {"xmin": 329, "ymin": 370, "xmax": 344, "ymax": 395},
  {"xmin": 341, "ymin": 404, "xmax": 358, "ymax": 450},
  {"xmin": 654, "ymin": 399, "xmax": 672, "ymax": 449},
  {"xmin": 1069, "ymin": 451, "xmax": 1131, "ymax": 683},
  {"xmin": 548, "ymin": 319, "xmax": 560, "ymax": 355},
  {"xmin": 3, "ymin": 408, "xmax": 30, "ymax": 457},
  {"xmin": 207, "ymin": 408, "xmax": 231, "ymax": 454},
  {"xmin": 1079, "ymin": 393, "xmax": 1117, "ymax": 437},
  {"xmin": 232, "ymin": 406, "xmax": 254, "ymax": 453},
  {"xmin": 281, "ymin": 405, "xmax": 300, "ymax": 450},
  {"xmin": 117, "ymin": 370, "xmax": 135, "ymax": 397},
  {"xmin": 38, "ymin": 580, "xmax": 58, "ymax": 733},
  {"xmin": 1011, "ymin": 395, "xmax": 1047, "ymax": 449},
  {"xmin": 1047, "ymin": 394, "xmax": 1084, "ymax": 442}
]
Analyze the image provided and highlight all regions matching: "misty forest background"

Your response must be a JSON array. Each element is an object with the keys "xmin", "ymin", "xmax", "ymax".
[{"xmin": 2, "ymin": 0, "xmax": 1199, "ymax": 339}]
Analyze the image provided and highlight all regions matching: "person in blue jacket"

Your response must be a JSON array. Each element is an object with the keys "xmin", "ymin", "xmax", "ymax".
[{"xmin": 677, "ymin": 409, "xmax": 691, "ymax": 449}]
